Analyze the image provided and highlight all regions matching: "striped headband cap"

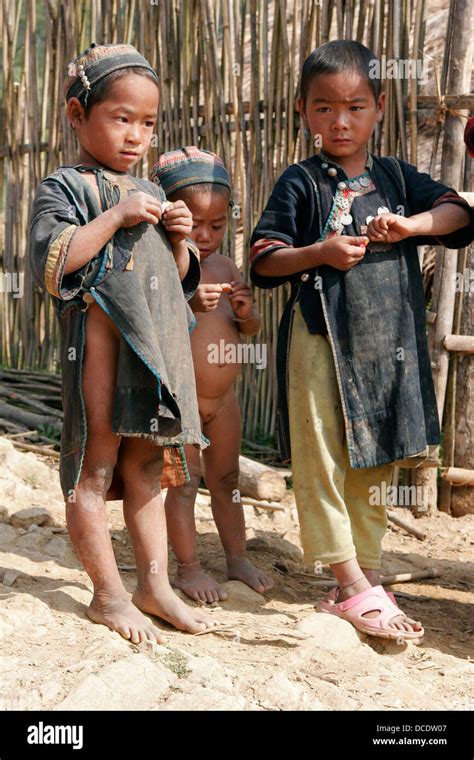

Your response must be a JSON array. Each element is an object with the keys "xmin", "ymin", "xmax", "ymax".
[
  {"xmin": 150, "ymin": 147, "xmax": 231, "ymax": 195},
  {"xmin": 64, "ymin": 43, "xmax": 158, "ymax": 107}
]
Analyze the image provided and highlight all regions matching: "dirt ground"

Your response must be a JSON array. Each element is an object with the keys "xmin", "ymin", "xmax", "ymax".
[{"xmin": 0, "ymin": 436, "xmax": 473, "ymax": 711}]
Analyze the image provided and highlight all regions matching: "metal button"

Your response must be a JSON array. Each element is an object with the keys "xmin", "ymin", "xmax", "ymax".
[
  {"xmin": 300, "ymin": 273, "xmax": 310, "ymax": 282},
  {"xmin": 83, "ymin": 293, "xmax": 94, "ymax": 304},
  {"xmin": 337, "ymin": 181, "xmax": 347, "ymax": 190},
  {"xmin": 328, "ymin": 167, "xmax": 337, "ymax": 177}
]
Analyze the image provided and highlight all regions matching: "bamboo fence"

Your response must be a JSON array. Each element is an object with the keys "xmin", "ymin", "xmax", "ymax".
[{"xmin": 0, "ymin": 1, "xmax": 472, "ymax": 506}]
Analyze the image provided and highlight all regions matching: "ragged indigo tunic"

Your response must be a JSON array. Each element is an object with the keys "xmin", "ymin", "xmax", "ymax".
[
  {"xmin": 250, "ymin": 153, "xmax": 474, "ymax": 469},
  {"xmin": 28, "ymin": 165, "xmax": 205, "ymax": 499}
]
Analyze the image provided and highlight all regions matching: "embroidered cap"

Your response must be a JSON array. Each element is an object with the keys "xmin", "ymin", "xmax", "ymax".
[
  {"xmin": 64, "ymin": 43, "xmax": 159, "ymax": 107},
  {"xmin": 150, "ymin": 147, "xmax": 231, "ymax": 195}
]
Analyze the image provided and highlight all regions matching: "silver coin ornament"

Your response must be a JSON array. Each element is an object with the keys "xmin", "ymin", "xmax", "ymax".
[
  {"xmin": 335, "ymin": 195, "xmax": 350, "ymax": 209},
  {"xmin": 377, "ymin": 206, "xmax": 390, "ymax": 215},
  {"xmin": 359, "ymin": 176, "xmax": 370, "ymax": 187},
  {"xmin": 348, "ymin": 180, "xmax": 361, "ymax": 190},
  {"xmin": 341, "ymin": 213, "xmax": 353, "ymax": 226}
]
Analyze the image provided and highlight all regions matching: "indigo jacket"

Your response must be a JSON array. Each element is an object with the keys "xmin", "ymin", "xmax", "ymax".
[
  {"xmin": 250, "ymin": 153, "xmax": 474, "ymax": 469},
  {"xmin": 29, "ymin": 165, "xmax": 205, "ymax": 499}
]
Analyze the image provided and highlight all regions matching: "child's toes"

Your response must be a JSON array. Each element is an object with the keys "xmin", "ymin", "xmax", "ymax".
[
  {"xmin": 146, "ymin": 625, "xmax": 165, "ymax": 644},
  {"xmin": 190, "ymin": 619, "xmax": 210, "ymax": 634},
  {"xmin": 260, "ymin": 573, "xmax": 274, "ymax": 591}
]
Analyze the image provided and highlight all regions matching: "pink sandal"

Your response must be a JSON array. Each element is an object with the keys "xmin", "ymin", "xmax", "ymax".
[
  {"xmin": 319, "ymin": 585, "xmax": 424, "ymax": 642},
  {"xmin": 325, "ymin": 586, "xmax": 399, "ymax": 607}
]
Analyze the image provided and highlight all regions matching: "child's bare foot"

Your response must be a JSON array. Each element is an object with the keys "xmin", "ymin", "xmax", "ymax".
[
  {"xmin": 132, "ymin": 582, "xmax": 215, "ymax": 634},
  {"xmin": 87, "ymin": 590, "xmax": 165, "ymax": 644},
  {"xmin": 227, "ymin": 556, "xmax": 274, "ymax": 594},
  {"xmin": 173, "ymin": 561, "xmax": 229, "ymax": 604}
]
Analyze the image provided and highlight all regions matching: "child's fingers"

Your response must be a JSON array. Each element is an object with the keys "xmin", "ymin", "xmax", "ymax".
[
  {"xmin": 229, "ymin": 293, "xmax": 252, "ymax": 306},
  {"xmin": 141, "ymin": 210, "xmax": 161, "ymax": 225},
  {"xmin": 161, "ymin": 206, "xmax": 191, "ymax": 221},
  {"xmin": 347, "ymin": 243, "xmax": 366, "ymax": 256},
  {"xmin": 163, "ymin": 224, "xmax": 192, "ymax": 235},
  {"xmin": 229, "ymin": 282, "xmax": 252, "ymax": 295}
]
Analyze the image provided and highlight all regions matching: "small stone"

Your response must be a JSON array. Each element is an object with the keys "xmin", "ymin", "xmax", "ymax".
[
  {"xmin": 0, "ymin": 524, "xmax": 17, "ymax": 544},
  {"xmin": 10, "ymin": 507, "xmax": 52, "ymax": 528},
  {"xmin": 1, "ymin": 569, "xmax": 22, "ymax": 587},
  {"xmin": 44, "ymin": 536, "xmax": 68, "ymax": 558},
  {"xmin": 16, "ymin": 532, "xmax": 44, "ymax": 550},
  {"xmin": 296, "ymin": 612, "xmax": 363, "ymax": 651}
]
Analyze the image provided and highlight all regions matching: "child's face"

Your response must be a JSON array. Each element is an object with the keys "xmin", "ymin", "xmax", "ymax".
[
  {"xmin": 184, "ymin": 191, "xmax": 229, "ymax": 260},
  {"xmin": 298, "ymin": 70, "xmax": 384, "ymax": 165},
  {"xmin": 68, "ymin": 73, "xmax": 159, "ymax": 171}
]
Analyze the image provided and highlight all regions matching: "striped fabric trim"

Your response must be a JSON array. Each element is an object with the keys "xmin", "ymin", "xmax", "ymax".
[
  {"xmin": 186, "ymin": 237, "xmax": 201, "ymax": 261},
  {"xmin": 250, "ymin": 238, "xmax": 291, "ymax": 265},
  {"xmin": 432, "ymin": 191, "xmax": 470, "ymax": 209},
  {"xmin": 161, "ymin": 445, "xmax": 190, "ymax": 488},
  {"xmin": 44, "ymin": 225, "xmax": 77, "ymax": 298}
]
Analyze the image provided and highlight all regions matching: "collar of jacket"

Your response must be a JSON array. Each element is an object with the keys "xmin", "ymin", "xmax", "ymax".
[{"xmin": 318, "ymin": 148, "xmax": 374, "ymax": 172}]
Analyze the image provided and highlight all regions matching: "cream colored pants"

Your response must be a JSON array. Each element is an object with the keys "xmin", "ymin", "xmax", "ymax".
[{"xmin": 288, "ymin": 303, "xmax": 393, "ymax": 569}]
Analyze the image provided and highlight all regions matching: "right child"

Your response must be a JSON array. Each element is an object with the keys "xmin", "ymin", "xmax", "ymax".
[
  {"xmin": 151, "ymin": 148, "xmax": 274, "ymax": 604},
  {"xmin": 250, "ymin": 40, "xmax": 473, "ymax": 643}
]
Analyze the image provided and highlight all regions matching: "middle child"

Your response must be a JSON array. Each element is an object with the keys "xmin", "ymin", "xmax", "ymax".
[{"xmin": 151, "ymin": 148, "xmax": 274, "ymax": 603}]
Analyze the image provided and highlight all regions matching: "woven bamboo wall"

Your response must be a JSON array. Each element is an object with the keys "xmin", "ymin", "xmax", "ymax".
[{"xmin": 0, "ymin": 0, "xmax": 471, "ymax": 443}]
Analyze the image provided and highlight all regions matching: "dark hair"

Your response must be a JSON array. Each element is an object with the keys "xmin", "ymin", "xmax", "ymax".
[
  {"xmin": 169, "ymin": 183, "xmax": 232, "ymax": 206},
  {"xmin": 299, "ymin": 40, "xmax": 381, "ymax": 105},
  {"xmin": 79, "ymin": 67, "xmax": 159, "ymax": 115}
]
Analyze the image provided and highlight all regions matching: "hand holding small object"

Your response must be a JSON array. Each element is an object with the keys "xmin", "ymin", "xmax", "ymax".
[
  {"xmin": 316, "ymin": 235, "xmax": 368, "ymax": 271},
  {"xmin": 160, "ymin": 199, "xmax": 193, "ymax": 244},
  {"xmin": 189, "ymin": 282, "xmax": 230, "ymax": 312},
  {"xmin": 367, "ymin": 212, "xmax": 415, "ymax": 243},
  {"xmin": 228, "ymin": 281, "xmax": 256, "ymax": 320},
  {"xmin": 115, "ymin": 191, "xmax": 163, "ymax": 228}
]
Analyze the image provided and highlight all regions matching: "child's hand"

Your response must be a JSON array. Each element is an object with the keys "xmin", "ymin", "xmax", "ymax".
[
  {"xmin": 318, "ymin": 236, "xmax": 368, "ymax": 270},
  {"xmin": 116, "ymin": 191, "xmax": 163, "ymax": 228},
  {"xmin": 189, "ymin": 283, "xmax": 231, "ymax": 312},
  {"xmin": 161, "ymin": 200, "xmax": 193, "ymax": 245},
  {"xmin": 228, "ymin": 281, "xmax": 255, "ymax": 320},
  {"xmin": 367, "ymin": 212, "xmax": 415, "ymax": 243}
]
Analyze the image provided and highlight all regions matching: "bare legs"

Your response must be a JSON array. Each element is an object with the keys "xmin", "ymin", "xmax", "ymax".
[
  {"xmin": 165, "ymin": 389, "xmax": 273, "ymax": 602},
  {"xmin": 67, "ymin": 304, "xmax": 211, "ymax": 642}
]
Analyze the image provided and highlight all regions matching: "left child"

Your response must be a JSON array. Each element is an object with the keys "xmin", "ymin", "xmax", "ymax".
[{"xmin": 28, "ymin": 44, "xmax": 214, "ymax": 643}]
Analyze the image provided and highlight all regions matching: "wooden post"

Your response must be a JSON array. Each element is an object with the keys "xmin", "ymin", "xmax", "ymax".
[
  {"xmin": 412, "ymin": 0, "xmax": 472, "ymax": 514},
  {"xmin": 451, "ymin": 245, "xmax": 474, "ymax": 515}
]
